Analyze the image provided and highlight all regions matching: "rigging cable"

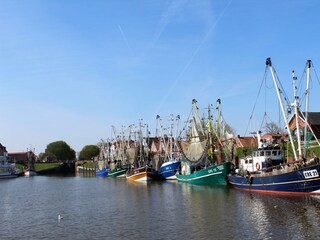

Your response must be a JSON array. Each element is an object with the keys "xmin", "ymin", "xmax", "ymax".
[{"xmin": 244, "ymin": 66, "xmax": 268, "ymax": 136}]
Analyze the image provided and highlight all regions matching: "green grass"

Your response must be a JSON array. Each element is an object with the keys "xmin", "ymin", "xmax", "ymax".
[
  {"xmin": 35, "ymin": 163, "xmax": 61, "ymax": 171},
  {"xmin": 15, "ymin": 164, "xmax": 25, "ymax": 172},
  {"xmin": 82, "ymin": 161, "xmax": 96, "ymax": 168},
  {"xmin": 15, "ymin": 163, "xmax": 61, "ymax": 172}
]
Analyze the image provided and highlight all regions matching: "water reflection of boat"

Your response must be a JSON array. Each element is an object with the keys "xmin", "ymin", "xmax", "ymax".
[{"xmin": 228, "ymin": 58, "xmax": 320, "ymax": 194}]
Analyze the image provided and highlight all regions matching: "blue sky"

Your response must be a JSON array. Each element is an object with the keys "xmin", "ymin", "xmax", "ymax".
[{"xmin": 1, "ymin": 0, "xmax": 320, "ymax": 154}]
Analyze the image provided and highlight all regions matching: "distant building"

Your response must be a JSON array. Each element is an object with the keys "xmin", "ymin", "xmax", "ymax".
[
  {"xmin": 234, "ymin": 135, "xmax": 258, "ymax": 149},
  {"xmin": 288, "ymin": 112, "xmax": 320, "ymax": 139},
  {"xmin": 8, "ymin": 151, "xmax": 38, "ymax": 164},
  {"xmin": 261, "ymin": 133, "xmax": 287, "ymax": 145},
  {"xmin": 0, "ymin": 143, "xmax": 7, "ymax": 156}
]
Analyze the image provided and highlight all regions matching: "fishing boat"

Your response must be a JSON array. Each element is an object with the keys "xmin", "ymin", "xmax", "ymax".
[
  {"xmin": 108, "ymin": 167, "xmax": 126, "ymax": 177},
  {"xmin": 95, "ymin": 168, "xmax": 108, "ymax": 177},
  {"xmin": 126, "ymin": 120, "xmax": 157, "ymax": 182},
  {"xmin": 24, "ymin": 169, "xmax": 37, "ymax": 177},
  {"xmin": 228, "ymin": 58, "xmax": 320, "ymax": 194},
  {"xmin": 108, "ymin": 125, "xmax": 134, "ymax": 178},
  {"xmin": 0, "ymin": 155, "xmax": 19, "ymax": 179},
  {"xmin": 95, "ymin": 141, "xmax": 109, "ymax": 177},
  {"xmin": 176, "ymin": 99, "xmax": 232, "ymax": 185},
  {"xmin": 155, "ymin": 115, "xmax": 181, "ymax": 180},
  {"xmin": 126, "ymin": 166, "xmax": 157, "ymax": 181},
  {"xmin": 24, "ymin": 149, "xmax": 37, "ymax": 177},
  {"xmin": 157, "ymin": 160, "xmax": 181, "ymax": 180}
]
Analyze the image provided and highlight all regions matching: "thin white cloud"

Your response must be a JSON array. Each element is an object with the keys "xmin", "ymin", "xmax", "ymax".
[
  {"xmin": 155, "ymin": 0, "xmax": 233, "ymax": 114},
  {"xmin": 118, "ymin": 24, "xmax": 134, "ymax": 57},
  {"xmin": 152, "ymin": 0, "xmax": 188, "ymax": 45}
]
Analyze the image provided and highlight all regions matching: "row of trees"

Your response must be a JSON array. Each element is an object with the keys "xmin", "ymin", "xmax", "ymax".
[{"xmin": 38, "ymin": 141, "xmax": 100, "ymax": 162}]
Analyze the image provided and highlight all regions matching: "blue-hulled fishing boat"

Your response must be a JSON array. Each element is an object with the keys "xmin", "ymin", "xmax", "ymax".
[
  {"xmin": 155, "ymin": 115, "xmax": 181, "ymax": 180},
  {"xmin": 96, "ymin": 167, "xmax": 108, "ymax": 177},
  {"xmin": 157, "ymin": 160, "xmax": 181, "ymax": 180},
  {"xmin": 228, "ymin": 58, "xmax": 320, "ymax": 194}
]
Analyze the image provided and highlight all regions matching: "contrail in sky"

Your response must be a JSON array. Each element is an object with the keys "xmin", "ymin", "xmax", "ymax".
[
  {"xmin": 155, "ymin": 0, "xmax": 233, "ymax": 114},
  {"xmin": 118, "ymin": 24, "xmax": 133, "ymax": 57},
  {"xmin": 152, "ymin": 0, "xmax": 188, "ymax": 46}
]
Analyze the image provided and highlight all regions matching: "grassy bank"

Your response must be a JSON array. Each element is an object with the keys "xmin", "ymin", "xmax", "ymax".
[
  {"xmin": 35, "ymin": 163, "xmax": 61, "ymax": 171},
  {"xmin": 77, "ymin": 160, "xmax": 96, "ymax": 169},
  {"xmin": 16, "ymin": 162, "xmax": 62, "ymax": 172}
]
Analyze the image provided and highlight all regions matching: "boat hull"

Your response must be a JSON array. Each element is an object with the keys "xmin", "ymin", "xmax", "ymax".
[
  {"xmin": 0, "ymin": 172, "xmax": 19, "ymax": 179},
  {"xmin": 228, "ymin": 164, "xmax": 320, "ymax": 194},
  {"xmin": 176, "ymin": 162, "xmax": 231, "ymax": 185},
  {"xmin": 96, "ymin": 168, "xmax": 108, "ymax": 177},
  {"xmin": 108, "ymin": 167, "xmax": 127, "ymax": 178},
  {"xmin": 24, "ymin": 170, "xmax": 37, "ymax": 177},
  {"xmin": 157, "ymin": 161, "xmax": 181, "ymax": 180},
  {"xmin": 126, "ymin": 167, "xmax": 157, "ymax": 182}
]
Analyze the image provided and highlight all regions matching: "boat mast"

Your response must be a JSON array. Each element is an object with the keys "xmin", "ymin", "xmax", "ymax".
[
  {"xmin": 175, "ymin": 115, "xmax": 180, "ymax": 154},
  {"xmin": 121, "ymin": 125, "xmax": 125, "ymax": 165},
  {"xmin": 145, "ymin": 123, "xmax": 150, "ymax": 163},
  {"xmin": 266, "ymin": 58, "xmax": 298, "ymax": 161},
  {"xmin": 168, "ymin": 114, "xmax": 174, "ymax": 161},
  {"xmin": 292, "ymin": 70, "xmax": 302, "ymax": 158},
  {"xmin": 127, "ymin": 124, "xmax": 133, "ymax": 148},
  {"xmin": 156, "ymin": 115, "xmax": 169, "ymax": 161},
  {"xmin": 138, "ymin": 119, "xmax": 143, "ymax": 167},
  {"xmin": 303, "ymin": 60, "xmax": 311, "ymax": 157},
  {"xmin": 192, "ymin": 99, "xmax": 205, "ymax": 135},
  {"xmin": 215, "ymin": 99, "xmax": 223, "ymax": 147},
  {"xmin": 207, "ymin": 103, "xmax": 213, "ymax": 161},
  {"xmin": 215, "ymin": 99, "xmax": 223, "ymax": 163},
  {"xmin": 111, "ymin": 125, "xmax": 118, "ymax": 161}
]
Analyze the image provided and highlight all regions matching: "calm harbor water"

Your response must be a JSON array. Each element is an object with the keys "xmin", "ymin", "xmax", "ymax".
[{"xmin": 1, "ymin": 176, "xmax": 320, "ymax": 240}]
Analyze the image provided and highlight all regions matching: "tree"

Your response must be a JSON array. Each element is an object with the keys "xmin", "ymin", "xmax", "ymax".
[
  {"xmin": 45, "ymin": 141, "xmax": 76, "ymax": 162},
  {"xmin": 79, "ymin": 145, "xmax": 100, "ymax": 160},
  {"xmin": 38, "ymin": 152, "xmax": 46, "ymax": 162},
  {"xmin": 264, "ymin": 122, "xmax": 281, "ymax": 134}
]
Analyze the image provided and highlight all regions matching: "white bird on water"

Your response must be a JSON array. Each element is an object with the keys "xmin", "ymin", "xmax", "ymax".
[{"xmin": 58, "ymin": 215, "xmax": 63, "ymax": 221}]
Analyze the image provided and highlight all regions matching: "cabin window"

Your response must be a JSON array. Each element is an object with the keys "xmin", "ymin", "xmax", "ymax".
[
  {"xmin": 266, "ymin": 151, "xmax": 271, "ymax": 156},
  {"xmin": 245, "ymin": 160, "xmax": 248, "ymax": 164},
  {"xmin": 249, "ymin": 159, "xmax": 253, "ymax": 164},
  {"xmin": 260, "ymin": 151, "xmax": 265, "ymax": 156},
  {"xmin": 272, "ymin": 151, "xmax": 277, "ymax": 156}
]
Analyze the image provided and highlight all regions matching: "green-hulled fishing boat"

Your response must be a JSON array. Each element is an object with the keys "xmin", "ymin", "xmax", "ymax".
[
  {"xmin": 177, "ymin": 160, "xmax": 231, "ymax": 184},
  {"xmin": 108, "ymin": 166, "xmax": 127, "ymax": 178},
  {"xmin": 108, "ymin": 125, "xmax": 137, "ymax": 178},
  {"xmin": 176, "ymin": 99, "xmax": 233, "ymax": 185}
]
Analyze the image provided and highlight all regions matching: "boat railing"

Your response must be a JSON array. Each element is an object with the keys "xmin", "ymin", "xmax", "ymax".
[{"xmin": 253, "ymin": 157, "xmax": 320, "ymax": 177}]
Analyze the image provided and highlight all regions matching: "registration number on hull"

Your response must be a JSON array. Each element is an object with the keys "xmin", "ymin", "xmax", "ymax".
[{"xmin": 303, "ymin": 169, "xmax": 319, "ymax": 179}]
